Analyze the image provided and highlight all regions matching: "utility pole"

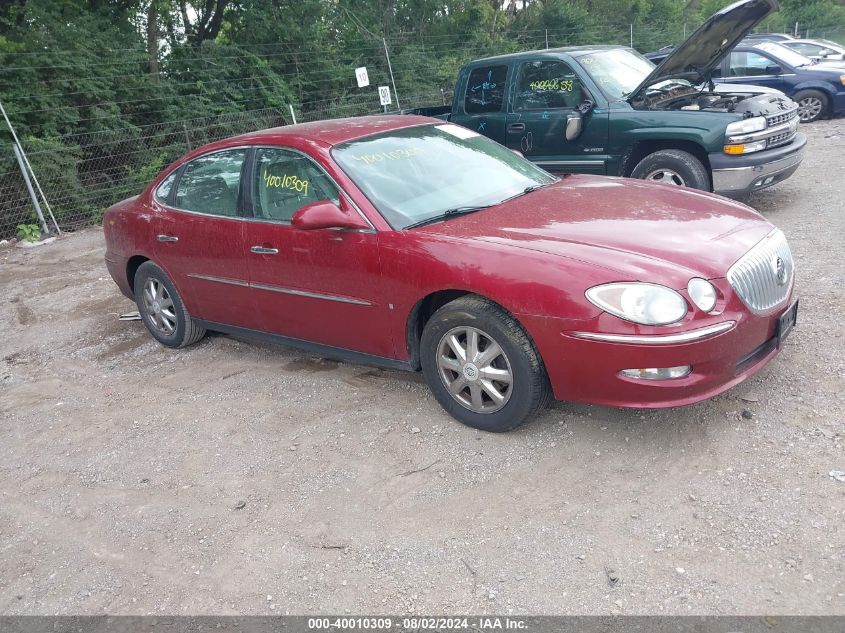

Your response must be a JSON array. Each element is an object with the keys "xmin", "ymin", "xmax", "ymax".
[{"xmin": 383, "ymin": 38, "xmax": 400, "ymax": 111}]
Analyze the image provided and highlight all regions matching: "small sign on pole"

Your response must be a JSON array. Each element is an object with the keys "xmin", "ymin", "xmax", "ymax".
[
  {"xmin": 378, "ymin": 86, "xmax": 392, "ymax": 107},
  {"xmin": 355, "ymin": 67, "xmax": 370, "ymax": 88}
]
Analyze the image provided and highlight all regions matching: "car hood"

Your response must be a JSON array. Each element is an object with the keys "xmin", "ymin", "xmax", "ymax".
[
  {"xmin": 629, "ymin": 0, "xmax": 777, "ymax": 103},
  {"xmin": 414, "ymin": 175, "xmax": 774, "ymax": 287}
]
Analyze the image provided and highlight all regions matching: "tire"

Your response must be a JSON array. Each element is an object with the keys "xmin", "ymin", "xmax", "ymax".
[
  {"xmin": 420, "ymin": 296, "xmax": 551, "ymax": 432},
  {"xmin": 630, "ymin": 149, "xmax": 710, "ymax": 191},
  {"xmin": 793, "ymin": 90, "xmax": 828, "ymax": 123},
  {"xmin": 134, "ymin": 261, "xmax": 206, "ymax": 348}
]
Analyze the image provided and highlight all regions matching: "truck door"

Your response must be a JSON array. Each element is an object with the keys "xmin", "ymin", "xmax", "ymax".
[
  {"xmin": 505, "ymin": 59, "xmax": 609, "ymax": 175},
  {"xmin": 449, "ymin": 63, "xmax": 510, "ymax": 144}
]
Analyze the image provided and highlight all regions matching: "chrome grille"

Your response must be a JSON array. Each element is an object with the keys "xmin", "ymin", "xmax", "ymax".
[
  {"xmin": 767, "ymin": 128, "xmax": 795, "ymax": 148},
  {"xmin": 727, "ymin": 229, "xmax": 794, "ymax": 314},
  {"xmin": 766, "ymin": 107, "xmax": 798, "ymax": 128}
]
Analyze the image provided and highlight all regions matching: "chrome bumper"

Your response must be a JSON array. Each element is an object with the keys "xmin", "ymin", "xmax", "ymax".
[{"xmin": 711, "ymin": 134, "xmax": 806, "ymax": 198}]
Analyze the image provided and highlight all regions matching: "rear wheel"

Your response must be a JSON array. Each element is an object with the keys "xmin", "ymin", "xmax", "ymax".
[
  {"xmin": 420, "ymin": 296, "xmax": 550, "ymax": 432},
  {"xmin": 630, "ymin": 149, "xmax": 710, "ymax": 191},
  {"xmin": 134, "ymin": 261, "xmax": 206, "ymax": 348},
  {"xmin": 794, "ymin": 90, "xmax": 828, "ymax": 122}
]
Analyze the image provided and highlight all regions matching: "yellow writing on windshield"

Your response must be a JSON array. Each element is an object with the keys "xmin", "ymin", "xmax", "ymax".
[
  {"xmin": 263, "ymin": 170, "xmax": 308, "ymax": 195},
  {"xmin": 350, "ymin": 147, "xmax": 423, "ymax": 165}
]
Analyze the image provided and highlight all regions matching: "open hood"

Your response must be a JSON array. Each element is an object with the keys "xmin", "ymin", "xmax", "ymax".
[{"xmin": 628, "ymin": 0, "xmax": 777, "ymax": 103}]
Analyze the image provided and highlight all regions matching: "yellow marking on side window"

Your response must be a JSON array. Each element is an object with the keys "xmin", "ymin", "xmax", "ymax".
[{"xmin": 263, "ymin": 170, "xmax": 309, "ymax": 195}]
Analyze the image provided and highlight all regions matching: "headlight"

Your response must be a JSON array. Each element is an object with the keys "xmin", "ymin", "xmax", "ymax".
[
  {"xmin": 725, "ymin": 116, "xmax": 766, "ymax": 136},
  {"xmin": 687, "ymin": 278, "xmax": 717, "ymax": 312},
  {"xmin": 586, "ymin": 283, "xmax": 688, "ymax": 326},
  {"xmin": 840, "ymin": 75, "xmax": 845, "ymax": 85}
]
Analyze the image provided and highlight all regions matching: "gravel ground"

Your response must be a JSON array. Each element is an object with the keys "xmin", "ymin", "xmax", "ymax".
[{"xmin": 0, "ymin": 119, "xmax": 843, "ymax": 616}]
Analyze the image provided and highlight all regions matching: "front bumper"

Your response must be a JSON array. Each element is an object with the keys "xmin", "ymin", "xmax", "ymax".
[
  {"xmin": 710, "ymin": 132, "xmax": 806, "ymax": 198},
  {"xmin": 522, "ymin": 288, "xmax": 795, "ymax": 408}
]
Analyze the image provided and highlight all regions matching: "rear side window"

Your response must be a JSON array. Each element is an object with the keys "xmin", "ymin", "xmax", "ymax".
[
  {"xmin": 174, "ymin": 149, "xmax": 246, "ymax": 217},
  {"xmin": 253, "ymin": 148, "xmax": 339, "ymax": 223},
  {"xmin": 465, "ymin": 65, "xmax": 508, "ymax": 114},
  {"xmin": 514, "ymin": 60, "xmax": 583, "ymax": 110},
  {"xmin": 155, "ymin": 171, "xmax": 178, "ymax": 204}
]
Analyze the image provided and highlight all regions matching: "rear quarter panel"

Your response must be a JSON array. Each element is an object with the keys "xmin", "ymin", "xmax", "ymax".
[{"xmin": 103, "ymin": 195, "xmax": 157, "ymax": 299}]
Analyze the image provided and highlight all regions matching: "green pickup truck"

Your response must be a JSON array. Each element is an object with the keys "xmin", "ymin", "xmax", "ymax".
[{"xmin": 406, "ymin": 0, "xmax": 806, "ymax": 198}]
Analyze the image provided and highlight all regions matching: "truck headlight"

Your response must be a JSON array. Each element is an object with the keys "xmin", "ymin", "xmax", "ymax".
[
  {"xmin": 725, "ymin": 116, "xmax": 766, "ymax": 135},
  {"xmin": 687, "ymin": 278, "xmax": 717, "ymax": 312},
  {"xmin": 586, "ymin": 282, "xmax": 688, "ymax": 326}
]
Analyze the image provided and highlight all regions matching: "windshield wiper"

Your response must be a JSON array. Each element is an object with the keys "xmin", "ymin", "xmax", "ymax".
[{"xmin": 404, "ymin": 205, "xmax": 492, "ymax": 230}]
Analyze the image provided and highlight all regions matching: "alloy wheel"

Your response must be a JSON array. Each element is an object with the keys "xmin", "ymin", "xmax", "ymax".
[
  {"xmin": 142, "ymin": 277, "xmax": 177, "ymax": 335},
  {"xmin": 645, "ymin": 168, "xmax": 686, "ymax": 186},
  {"xmin": 436, "ymin": 326, "xmax": 513, "ymax": 413},
  {"xmin": 797, "ymin": 97, "xmax": 823, "ymax": 122}
]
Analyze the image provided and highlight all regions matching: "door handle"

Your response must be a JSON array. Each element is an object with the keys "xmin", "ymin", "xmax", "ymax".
[
  {"xmin": 250, "ymin": 246, "xmax": 279, "ymax": 255},
  {"xmin": 157, "ymin": 234, "xmax": 178, "ymax": 242},
  {"xmin": 507, "ymin": 123, "xmax": 525, "ymax": 133}
]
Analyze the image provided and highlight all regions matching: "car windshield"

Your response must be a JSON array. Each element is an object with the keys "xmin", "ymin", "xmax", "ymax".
[
  {"xmin": 579, "ymin": 48, "xmax": 688, "ymax": 99},
  {"xmin": 755, "ymin": 41, "xmax": 814, "ymax": 67},
  {"xmin": 332, "ymin": 124, "xmax": 556, "ymax": 229}
]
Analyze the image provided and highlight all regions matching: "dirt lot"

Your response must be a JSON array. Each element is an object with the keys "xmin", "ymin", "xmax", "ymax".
[{"xmin": 1, "ymin": 120, "xmax": 844, "ymax": 616}]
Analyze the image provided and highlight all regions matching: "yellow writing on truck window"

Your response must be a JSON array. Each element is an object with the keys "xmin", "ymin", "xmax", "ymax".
[
  {"xmin": 350, "ymin": 147, "xmax": 423, "ymax": 165},
  {"xmin": 263, "ymin": 170, "xmax": 308, "ymax": 195},
  {"xmin": 529, "ymin": 79, "xmax": 574, "ymax": 92}
]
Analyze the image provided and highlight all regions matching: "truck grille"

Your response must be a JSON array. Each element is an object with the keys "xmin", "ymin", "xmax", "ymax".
[
  {"xmin": 765, "ymin": 107, "xmax": 799, "ymax": 149},
  {"xmin": 766, "ymin": 107, "xmax": 798, "ymax": 128},
  {"xmin": 727, "ymin": 229, "xmax": 794, "ymax": 314}
]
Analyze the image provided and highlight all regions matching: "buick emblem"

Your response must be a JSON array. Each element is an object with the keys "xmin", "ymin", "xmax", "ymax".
[{"xmin": 774, "ymin": 257, "xmax": 787, "ymax": 286}]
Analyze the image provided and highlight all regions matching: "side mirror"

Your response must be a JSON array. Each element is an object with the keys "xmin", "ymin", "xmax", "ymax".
[
  {"xmin": 291, "ymin": 200, "xmax": 370, "ymax": 231},
  {"xmin": 766, "ymin": 65, "xmax": 782, "ymax": 75},
  {"xmin": 565, "ymin": 111, "xmax": 583, "ymax": 142}
]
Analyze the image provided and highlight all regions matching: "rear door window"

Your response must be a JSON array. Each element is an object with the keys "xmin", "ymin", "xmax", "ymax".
[
  {"xmin": 464, "ymin": 65, "xmax": 509, "ymax": 114},
  {"xmin": 173, "ymin": 149, "xmax": 246, "ymax": 216}
]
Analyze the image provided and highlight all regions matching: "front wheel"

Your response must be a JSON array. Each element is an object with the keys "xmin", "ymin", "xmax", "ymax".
[
  {"xmin": 794, "ymin": 90, "xmax": 828, "ymax": 123},
  {"xmin": 630, "ymin": 149, "xmax": 710, "ymax": 191},
  {"xmin": 134, "ymin": 261, "xmax": 206, "ymax": 348},
  {"xmin": 420, "ymin": 296, "xmax": 550, "ymax": 432}
]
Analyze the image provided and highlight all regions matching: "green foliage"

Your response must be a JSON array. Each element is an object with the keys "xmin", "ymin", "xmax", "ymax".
[{"xmin": 16, "ymin": 223, "xmax": 40, "ymax": 242}]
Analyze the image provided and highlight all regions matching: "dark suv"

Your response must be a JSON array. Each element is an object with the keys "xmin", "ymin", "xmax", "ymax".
[{"xmin": 715, "ymin": 41, "xmax": 845, "ymax": 122}]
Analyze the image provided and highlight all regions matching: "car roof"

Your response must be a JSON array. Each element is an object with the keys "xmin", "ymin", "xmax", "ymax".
[
  {"xmin": 222, "ymin": 114, "xmax": 434, "ymax": 149},
  {"xmin": 468, "ymin": 45, "xmax": 626, "ymax": 65}
]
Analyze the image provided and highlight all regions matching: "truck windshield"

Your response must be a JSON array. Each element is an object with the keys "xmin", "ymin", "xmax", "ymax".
[
  {"xmin": 332, "ymin": 124, "xmax": 556, "ymax": 229},
  {"xmin": 581, "ymin": 49, "xmax": 657, "ymax": 99}
]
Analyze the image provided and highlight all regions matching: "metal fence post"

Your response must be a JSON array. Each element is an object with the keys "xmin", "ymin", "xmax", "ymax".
[
  {"xmin": 0, "ymin": 98, "xmax": 61, "ymax": 234},
  {"xmin": 12, "ymin": 142, "xmax": 50, "ymax": 237},
  {"xmin": 383, "ymin": 38, "xmax": 401, "ymax": 111}
]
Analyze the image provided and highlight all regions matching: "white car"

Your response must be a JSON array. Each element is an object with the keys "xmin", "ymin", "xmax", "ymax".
[{"xmin": 782, "ymin": 39, "xmax": 845, "ymax": 62}]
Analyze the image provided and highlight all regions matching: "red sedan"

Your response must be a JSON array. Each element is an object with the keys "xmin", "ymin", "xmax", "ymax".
[{"xmin": 103, "ymin": 115, "xmax": 797, "ymax": 432}]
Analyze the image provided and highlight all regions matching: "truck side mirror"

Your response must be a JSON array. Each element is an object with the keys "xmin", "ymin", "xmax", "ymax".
[
  {"xmin": 766, "ymin": 65, "xmax": 782, "ymax": 75},
  {"xmin": 565, "ymin": 111, "xmax": 584, "ymax": 141}
]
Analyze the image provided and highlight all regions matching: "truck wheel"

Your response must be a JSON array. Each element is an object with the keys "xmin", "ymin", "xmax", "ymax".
[
  {"xmin": 630, "ymin": 149, "xmax": 710, "ymax": 191},
  {"xmin": 420, "ymin": 296, "xmax": 551, "ymax": 433},
  {"xmin": 794, "ymin": 90, "xmax": 828, "ymax": 122}
]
